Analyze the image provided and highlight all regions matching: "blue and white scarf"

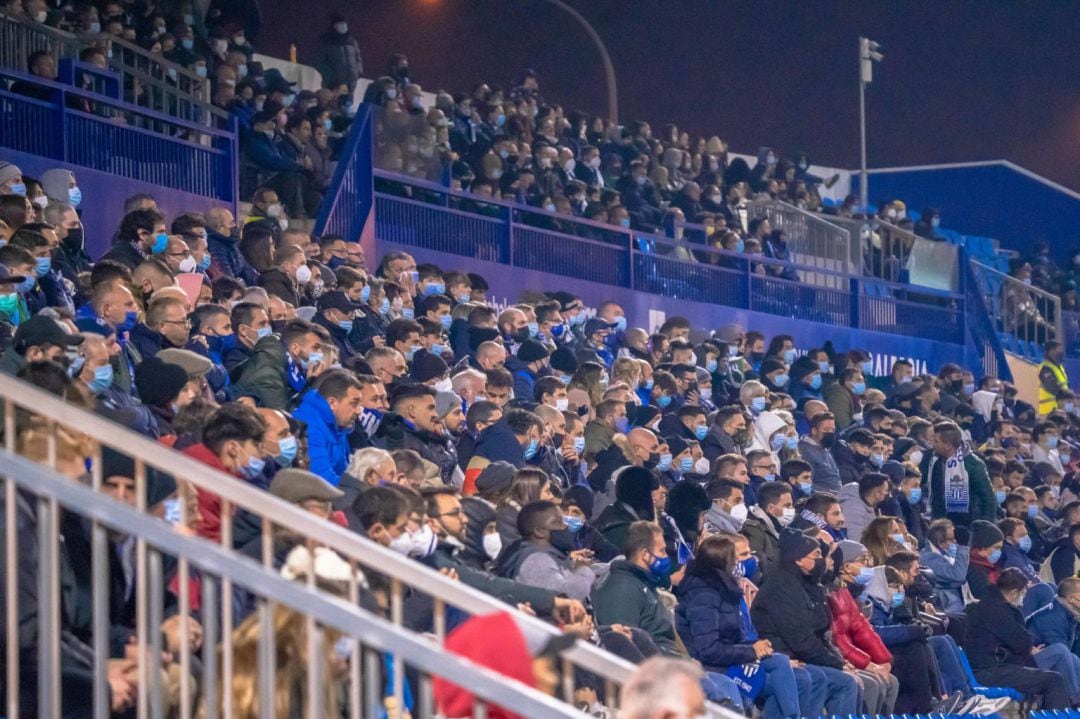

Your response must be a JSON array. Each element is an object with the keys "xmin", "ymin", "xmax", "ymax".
[{"xmin": 944, "ymin": 446, "xmax": 970, "ymax": 514}]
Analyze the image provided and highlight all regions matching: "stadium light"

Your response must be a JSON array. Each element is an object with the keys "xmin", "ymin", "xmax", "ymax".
[
  {"xmin": 858, "ymin": 37, "xmax": 883, "ymax": 211},
  {"xmin": 544, "ymin": 0, "xmax": 618, "ymax": 122}
]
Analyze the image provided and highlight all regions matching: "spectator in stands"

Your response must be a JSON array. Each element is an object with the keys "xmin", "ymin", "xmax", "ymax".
[
  {"xmin": 233, "ymin": 318, "xmax": 325, "ymax": 409},
  {"xmin": 592, "ymin": 520, "xmax": 679, "ymax": 656},
  {"xmin": 315, "ymin": 15, "xmax": 363, "ymax": 95},
  {"xmin": 964, "ymin": 567, "xmax": 1069, "ymax": 709},
  {"xmin": 799, "ymin": 411, "xmax": 841, "ymax": 493},
  {"xmin": 101, "ymin": 208, "xmax": 168, "ymax": 270},
  {"xmin": 751, "ymin": 531, "xmax": 860, "ymax": 714},
  {"xmin": 10, "ymin": 50, "xmax": 57, "ymax": 102},
  {"xmin": 921, "ymin": 420, "xmax": 996, "ymax": 528}
]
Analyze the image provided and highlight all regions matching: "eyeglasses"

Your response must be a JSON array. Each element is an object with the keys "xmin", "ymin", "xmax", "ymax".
[
  {"xmin": 431, "ymin": 508, "xmax": 464, "ymax": 519},
  {"xmin": 161, "ymin": 319, "xmax": 192, "ymax": 329}
]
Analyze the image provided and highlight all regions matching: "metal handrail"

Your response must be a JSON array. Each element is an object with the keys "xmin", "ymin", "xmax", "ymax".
[
  {"xmin": 747, "ymin": 198, "xmax": 855, "ymax": 269},
  {"xmin": 972, "ymin": 258, "xmax": 1062, "ymax": 351},
  {"xmin": 0, "ymin": 448, "xmax": 584, "ymax": 718},
  {"xmin": 0, "ymin": 11, "xmax": 228, "ymax": 125},
  {"xmin": 0, "ymin": 371, "xmax": 641, "ymax": 698}
]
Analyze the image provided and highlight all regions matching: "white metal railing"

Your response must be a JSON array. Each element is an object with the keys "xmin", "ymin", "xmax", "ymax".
[
  {"xmin": 0, "ymin": 371, "xmax": 734, "ymax": 717},
  {"xmin": 972, "ymin": 259, "xmax": 1061, "ymax": 355},
  {"xmin": 747, "ymin": 199, "xmax": 855, "ymax": 289}
]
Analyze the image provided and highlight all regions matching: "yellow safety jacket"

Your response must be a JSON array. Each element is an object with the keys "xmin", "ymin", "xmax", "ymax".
[{"xmin": 1038, "ymin": 360, "xmax": 1069, "ymax": 415}]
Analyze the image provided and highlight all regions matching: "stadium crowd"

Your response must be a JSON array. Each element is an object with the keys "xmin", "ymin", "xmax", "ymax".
[{"xmin": 1, "ymin": 153, "xmax": 1080, "ymax": 718}]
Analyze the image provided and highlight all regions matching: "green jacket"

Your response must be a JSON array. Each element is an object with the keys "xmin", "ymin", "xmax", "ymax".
[
  {"xmin": 231, "ymin": 335, "xmax": 292, "ymax": 409},
  {"xmin": 592, "ymin": 559, "xmax": 679, "ymax": 655},
  {"xmin": 921, "ymin": 449, "xmax": 996, "ymax": 526}
]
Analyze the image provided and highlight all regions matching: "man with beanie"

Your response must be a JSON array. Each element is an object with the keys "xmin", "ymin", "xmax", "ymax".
[
  {"xmin": 595, "ymin": 467, "xmax": 658, "ymax": 551},
  {"xmin": 549, "ymin": 346, "xmax": 577, "ymax": 384},
  {"xmin": 410, "ymin": 349, "xmax": 450, "ymax": 387},
  {"xmin": 752, "ymin": 532, "xmax": 860, "ymax": 715},
  {"xmin": 966, "ymin": 520, "xmax": 1004, "ymax": 601},
  {"xmin": 506, "ymin": 338, "xmax": 550, "ymax": 405},
  {"xmin": 133, "ymin": 356, "xmax": 192, "ymax": 438}
]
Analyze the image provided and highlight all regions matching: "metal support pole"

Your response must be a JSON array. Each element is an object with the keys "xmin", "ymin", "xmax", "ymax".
[{"xmin": 545, "ymin": 0, "xmax": 618, "ymax": 122}]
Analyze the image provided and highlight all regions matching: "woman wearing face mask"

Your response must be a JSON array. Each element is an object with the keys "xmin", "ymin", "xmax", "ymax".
[
  {"xmin": 964, "ymin": 567, "xmax": 1070, "ymax": 709},
  {"xmin": 826, "ymin": 541, "xmax": 899, "ymax": 715},
  {"xmin": 675, "ymin": 535, "xmax": 808, "ymax": 719}
]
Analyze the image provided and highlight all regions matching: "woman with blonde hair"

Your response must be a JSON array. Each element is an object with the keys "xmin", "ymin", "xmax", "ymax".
[
  {"xmin": 569, "ymin": 361, "xmax": 607, "ymax": 410},
  {"xmin": 862, "ymin": 516, "xmax": 910, "ymax": 566},
  {"xmin": 611, "ymin": 357, "xmax": 642, "ymax": 404}
]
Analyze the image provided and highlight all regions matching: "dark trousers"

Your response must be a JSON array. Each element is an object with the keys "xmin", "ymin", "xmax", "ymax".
[
  {"xmin": 974, "ymin": 664, "xmax": 1069, "ymax": 709},
  {"xmin": 890, "ymin": 641, "xmax": 937, "ymax": 714}
]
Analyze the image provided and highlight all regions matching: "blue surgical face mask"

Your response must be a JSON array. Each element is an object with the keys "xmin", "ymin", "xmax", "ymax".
[
  {"xmin": 908, "ymin": 488, "xmax": 922, "ymax": 504},
  {"xmin": 783, "ymin": 348, "xmax": 796, "ymax": 364},
  {"xmin": 573, "ymin": 436, "xmax": 586, "ymax": 454},
  {"xmin": 694, "ymin": 424, "xmax": 708, "ymax": 441},
  {"xmin": 614, "ymin": 416, "xmax": 630, "ymax": 434},
  {"xmin": 380, "ymin": 297, "xmax": 391, "ymax": 316},
  {"xmin": 87, "ymin": 363, "xmax": 114, "ymax": 394},
  {"xmin": 276, "ymin": 435, "xmax": 298, "ymax": 466},
  {"xmin": 405, "ymin": 344, "xmax": 422, "ymax": 361},
  {"xmin": 256, "ymin": 326, "xmax": 273, "ymax": 339},
  {"xmin": 242, "ymin": 455, "xmax": 266, "ymax": 479},
  {"xmin": 799, "ymin": 481, "xmax": 813, "ymax": 495},
  {"xmin": 656, "ymin": 394, "xmax": 671, "ymax": 408},
  {"xmin": 705, "ymin": 359, "xmax": 718, "ymax": 373},
  {"xmin": 995, "ymin": 490, "xmax": 1007, "ymax": 504},
  {"xmin": 656, "ymin": 453, "xmax": 673, "ymax": 472},
  {"xmin": 678, "ymin": 456, "xmax": 694, "ymax": 473},
  {"xmin": 18, "ymin": 275, "xmax": 36, "ymax": 294},
  {"xmin": 890, "ymin": 591, "xmax": 906, "ymax": 608},
  {"xmin": 852, "ymin": 381, "xmax": 866, "ymax": 396},
  {"xmin": 337, "ymin": 319, "xmax": 353, "ymax": 333},
  {"xmin": 360, "ymin": 285, "xmax": 371, "ymax": 303},
  {"xmin": 8, "ymin": 182, "xmax": 26, "ymax": 196},
  {"xmin": 818, "ymin": 360, "xmax": 830, "ymax": 374},
  {"xmin": 1018, "ymin": 535, "xmax": 1032, "ymax": 553},
  {"xmin": 198, "ymin": 253, "xmax": 212, "ymax": 271},
  {"xmin": 751, "ymin": 396, "xmax": 767, "ymax": 413},
  {"xmin": 457, "ymin": 292, "xmax": 471, "ymax": 304},
  {"xmin": 564, "ymin": 515, "xmax": 584, "ymax": 533},
  {"xmin": 423, "ymin": 282, "xmax": 445, "ymax": 297},
  {"xmin": 1027, "ymin": 504, "xmax": 1038, "ymax": 519},
  {"xmin": 772, "ymin": 373, "xmax": 789, "ymax": 388},
  {"xmin": 809, "ymin": 374, "xmax": 822, "ymax": 390},
  {"xmin": 151, "ymin": 232, "xmax": 168, "ymax": 254},
  {"xmin": 527, "ymin": 321, "xmax": 539, "ymax": 338},
  {"xmin": 619, "ymin": 217, "xmax": 631, "ymax": 228},
  {"xmin": 870, "ymin": 453, "xmax": 884, "ymax": 467},
  {"xmin": 301, "ymin": 351, "xmax": 323, "ymax": 369},
  {"xmin": 68, "ymin": 187, "xmax": 82, "ymax": 207},
  {"xmin": 890, "ymin": 533, "xmax": 906, "ymax": 544},
  {"xmin": 34, "ymin": 256, "xmax": 52, "ymax": 277},
  {"xmin": 1046, "ymin": 435, "xmax": 1060, "ymax": 449},
  {"xmin": 962, "ymin": 383, "xmax": 975, "ymax": 396},
  {"xmin": 401, "ymin": 307, "xmax": 415, "ymax": 320},
  {"xmin": 439, "ymin": 314, "xmax": 453, "ymax": 331},
  {"xmin": 947, "ymin": 542, "xmax": 958, "ymax": 558},
  {"xmin": 855, "ymin": 566, "xmax": 875, "ymax": 585},
  {"xmin": 613, "ymin": 316, "xmax": 627, "ymax": 332},
  {"xmin": 770, "ymin": 434, "xmax": 786, "ymax": 452},
  {"xmin": 559, "ymin": 373, "xmax": 573, "ymax": 385},
  {"xmin": 642, "ymin": 378, "xmax": 654, "ymax": 391},
  {"xmin": 785, "ymin": 436, "xmax": 798, "ymax": 451},
  {"xmin": 431, "ymin": 343, "xmax": 446, "ymax": 356},
  {"xmin": 988, "ymin": 548, "xmax": 1002, "ymax": 564},
  {"xmin": 523, "ymin": 438, "xmax": 539, "ymax": 460}
]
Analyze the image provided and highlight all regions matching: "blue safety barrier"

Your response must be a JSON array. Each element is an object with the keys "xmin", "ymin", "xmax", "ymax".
[{"xmin": 0, "ymin": 65, "xmax": 237, "ymax": 203}]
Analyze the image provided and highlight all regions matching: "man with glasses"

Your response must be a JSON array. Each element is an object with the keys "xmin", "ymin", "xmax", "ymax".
[{"xmin": 130, "ymin": 295, "xmax": 189, "ymax": 360}]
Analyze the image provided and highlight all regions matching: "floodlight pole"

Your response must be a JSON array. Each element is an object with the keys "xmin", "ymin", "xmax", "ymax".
[
  {"xmin": 545, "ymin": 0, "xmax": 618, "ymax": 122},
  {"xmin": 859, "ymin": 36, "xmax": 883, "ymax": 210}
]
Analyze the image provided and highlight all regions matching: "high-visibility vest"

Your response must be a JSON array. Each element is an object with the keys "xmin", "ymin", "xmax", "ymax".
[{"xmin": 1038, "ymin": 360, "xmax": 1069, "ymax": 415}]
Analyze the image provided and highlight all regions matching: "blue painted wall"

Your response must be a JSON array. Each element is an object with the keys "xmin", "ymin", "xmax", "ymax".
[
  {"xmin": 3, "ymin": 148, "xmax": 230, "ymax": 261},
  {"xmin": 864, "ymin": 163, "xmax": 1080, "ymax": 262}
]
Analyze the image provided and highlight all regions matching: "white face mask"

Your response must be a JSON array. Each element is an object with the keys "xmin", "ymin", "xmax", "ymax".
[
  {"xmin": 779, "ymin": 506, "xmax": 796, "ymax": 526},
  {"xmin": 407, "ymin": 525, "xmax": 437, "ymax": 558},
  {"xmin": 294, "ymin": 264, "xmax": 312, "ymax": 284},
  {"xmin": 334, "ymin": 21, "xmax": 348, "ymax": 33},
  {"xmin": 388, "ymin": 531, "xmax": 413, "ymax": 556},
  {"xmin": 266, "ymin": 203, "xmax": 282, "ymax": 218},
  {"xmin": 729, "ymin": 503, "xmax": 748, "ymax": 522},
  {"xmin": 909, "ymin": 450, "xmax": 924, "ymax": 466},
  {"xmin": 32, "ymin": 195, "xmax": 48, "ymax": 209},
  {"xmin": 434, "ymin": 377, "xmax": 453, "ymax": 393},
  {"xmin": 694, "ymin": 457, "xmax": 710, "ymax": 475},
  {"xmin": 178, "ymin": 256, "xmax": 198, "ymax": 273},
  {"xmin": 483, "ymin": 532, "xmax": 502, "ymax": 560},
  {"xmin": 555, "ymin": 397, "xmax": 569, "ymax": 412}
]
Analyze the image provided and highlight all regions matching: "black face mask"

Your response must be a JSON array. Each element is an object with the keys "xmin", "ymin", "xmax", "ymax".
[
  {"xmin": 63, "ymin": 227, "xmax": 84, "ymax": 252},
  {"xmin": 820, "ymin": 432, "xmax": 836, "ymax": 448},
  {"xmin": 270, "ymin": 319, "xmax": 287, "ymax": 333},
  {"xmin": 807, "ymin": 556, "xmax": 827, "ymax": 582},
  {"xmin": 643, "ymin": 452, "xmax": 660, "ymax": 470},
  {"xmin": 510, "ymin": 326, "xmax": 530, "ymax": 343},
  {"xmin": 950, "ymin": 379, "xmax": 965, "ymax": 394},
  {"xmin": 549, "ymin": 528, "xmax": 578, "ymax": 554}
]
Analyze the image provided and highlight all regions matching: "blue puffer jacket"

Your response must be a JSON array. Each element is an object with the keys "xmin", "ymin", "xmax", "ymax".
[
  {"xmin": 1027, "ymin": 594, "xmax": 1080, "ymax": 655},
  {"xmin": 674, "ymin": 569, "xmax": 758, "ymax": 672},
  {"xmin": 292, "ymin": 390, "xmax": 350, "ymax": 486}
]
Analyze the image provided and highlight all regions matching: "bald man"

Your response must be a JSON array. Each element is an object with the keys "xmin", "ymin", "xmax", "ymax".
[
  {"xmin": 474, "ymin": 341, "xmax": 506, "ymax": 371},
  {"xmin": 627, "ymin": 427, "xmax": 662, "ymax": 470},
  {"xmin": 206, "ymin": 206, "xmax": 259, "ymax": 284}
]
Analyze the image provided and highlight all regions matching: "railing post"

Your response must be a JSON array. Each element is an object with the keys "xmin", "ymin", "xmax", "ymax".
[
  {"xmin": 850, "ymin": 276, "xmax": 861, "ymax": 329},
  {"xmin": 504, "ymin": 205, "xmax": 514, "ymax": 266},
  {"xmin": 625, "ymin": 231, "xmax": 635, "ymax": 290},
  {"xmin": 743, "ymin": 257, "xmax": 752, "ymax": 311}
]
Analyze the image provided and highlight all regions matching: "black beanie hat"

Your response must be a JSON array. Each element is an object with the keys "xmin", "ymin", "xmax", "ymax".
[
  {"xmin": 970, "ymin": 520, "xmax": 1004, "ymax": 550},
  {"xmin": 134, "ymin": 357, "xmax": 189, "ymax": 408},
  {"xmin": 779, "ymin": 531, "xmax": 820, "ymax": 564}
]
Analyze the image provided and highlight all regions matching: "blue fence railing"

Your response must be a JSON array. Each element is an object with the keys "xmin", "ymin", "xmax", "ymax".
[
  {"xmin": 312, "ymin": 104, "xmax": 373, "ymax": 240},
  {"xmin": 371, "ymin": 172, "xmax": 968, "ymax": 346},
  {"xmin": 0, "ymin": 66, "xmax": 237, "ymax": 202}
]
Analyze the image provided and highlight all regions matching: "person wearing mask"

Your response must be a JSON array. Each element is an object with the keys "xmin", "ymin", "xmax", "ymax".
[
  {"xmin": 462, "ymin": 408, "xmax": 544, "ymax": 496},
  {"xmin": 998, "ymin": 518, "xmax": 1039, "ymax": 584},
  {"xmin": 963, "ymin": 568, "xmax": 1069, "ymax": 709},
  {"xmin": 232, "ymin": 318, "xmax": 325, "ymax": 410},
  {"xmin": 826, "ymin": 541, "xmax": 900, "ymax": 715},
  {"xmin": 314, "ymin": 15, "xmax": 363, "ymax": 95},
  {"xmin": 1037, "ymin": 340, "xmax": 1069, "ymax": 417},
  {"xmin": 825, "ymin": 368, "xmax": 865, "ymax": 430},
  {"xmin": 751, "ymin": 532, "xmax": 860, "ymax": 715},
  {"xmin": 799, "ymin": 411, "xmax": 842, "ymax": 493},
  {"xmin": 966, "ymin": 520, "xmax": 1004, "ymax": 602},
  {"xmin": 676, "ymin": 534, "xmax": 818, "ymax": 719},
  {"xmin": 595, "ymin": 467, "xmax": 658, "ymax": 551},
  {"xmin": 500, "ymin": 500, "xmax": 596, "ymax": 602},
  {"xmin": 918, "ymin": 519, "xmax": 970, "ymax": 614},
  {"xmin": 740, "ymin": 481, "xmax": 795, "ymax": 579},
  {"xmin": 1028, "ymin": 577, "xmax": 1080, "ymax": 656},
  {"xmin": 592, "ymin": 521, "xmax": 680, "ymax": 656},
  {"xmin": 703, "ymin": 480, "xmax": 746, "ymax": 534},
  {"xmin": 101, "ymin": 208, "xmax": 168, "ymax": 270},
  {"xmin": 379, "ymin": 383, "xmax": 455, "ymax": 481},
  {"xmin": 702, "ymin": 405, "xmax": 749, "ymax": 464}
]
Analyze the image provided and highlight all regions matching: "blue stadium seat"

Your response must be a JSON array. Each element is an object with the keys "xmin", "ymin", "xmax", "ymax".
[
  {"xmin": 955, "ymin": 647, "xmax": 1024, "ymax": 701},
  {"xmin": 907, "ymin": 209, "xmax": 921, "ymax": 222},
  {"xmin": 821, "ymin": 197, "xmax": 838, "ymax": 209}
]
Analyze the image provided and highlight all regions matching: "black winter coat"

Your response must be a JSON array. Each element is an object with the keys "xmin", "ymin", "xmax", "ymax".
[
  {"xmin": 964, "ymin": 586, "xmax": 1035, "ymax": 671},
  {"xmin": 751, "ymin": 564, "xmax": 844, "ymax": 668}
]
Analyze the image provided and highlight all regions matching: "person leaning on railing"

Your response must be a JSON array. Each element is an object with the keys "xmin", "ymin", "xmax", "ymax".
[{"xmin": 1003, "ymin": 261, "xmax": 1053, "ymax": 344}]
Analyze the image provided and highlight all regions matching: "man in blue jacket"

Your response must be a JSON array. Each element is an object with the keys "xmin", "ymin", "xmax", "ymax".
[
  {"xmin": 1028, "ymin": 577, "xmax": 1080, "ymax": 655},
  {"xmin": 292, "ymin": 369, "xmax": 363, "ymax": 485}
]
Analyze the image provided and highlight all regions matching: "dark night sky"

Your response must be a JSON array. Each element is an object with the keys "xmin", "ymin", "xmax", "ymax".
[{"xmin": 260, "ymin": 0, "xmax": 1080, "ymax": 191}]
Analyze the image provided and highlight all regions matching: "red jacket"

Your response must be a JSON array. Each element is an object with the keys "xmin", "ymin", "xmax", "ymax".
[
  {"xmin": 826, "ymin": 585, "xmax": 892, "ymax": 669},
  {"xmin": 182, "ymin": 442, "xmax": 239, "ymax": 544}
]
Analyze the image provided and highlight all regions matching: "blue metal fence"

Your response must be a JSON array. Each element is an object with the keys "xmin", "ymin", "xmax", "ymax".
[
  {"xmin": 0, "ymin": 66, "xmax": 236, "ymax": 202},
  {"xmin": 371, "ymin": 171, "xmax": 969, "ymax": 346},
  {"xmin": 313, "ymin": 105, "xmax": 374, "ymax": 241}
]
